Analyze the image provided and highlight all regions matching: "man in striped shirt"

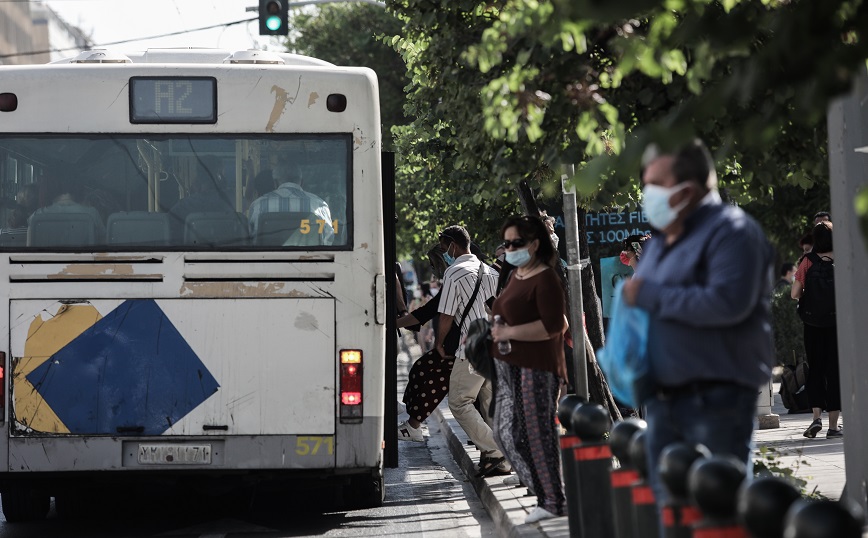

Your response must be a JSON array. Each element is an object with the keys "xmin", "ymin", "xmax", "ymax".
[
  {"xmin": 436, "ymin": 225, "xmax": 510, "ymax": 474},
  {"xmin": 247, "ymin": 163, "xmax": 334, "ymax": 245}
]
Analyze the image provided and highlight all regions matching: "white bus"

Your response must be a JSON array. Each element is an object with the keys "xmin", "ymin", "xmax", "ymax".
[{"xmin": 0, "ymin": 48, "xmax": 386, "ymax": 521}]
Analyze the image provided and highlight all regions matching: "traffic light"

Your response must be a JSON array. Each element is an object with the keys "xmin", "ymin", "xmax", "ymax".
[{"xmin": 259, "ymin": 0, "xmax": 288, "ymax": 36}]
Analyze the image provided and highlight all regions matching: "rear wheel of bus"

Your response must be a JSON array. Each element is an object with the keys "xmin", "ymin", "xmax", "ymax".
[
  {"xmin": 343, "ymin": 471, "xmax": 385, "ymax": 509},
  {"xmin": 0, "ymin": 485, "xmax": 50, "ymax": 523}
]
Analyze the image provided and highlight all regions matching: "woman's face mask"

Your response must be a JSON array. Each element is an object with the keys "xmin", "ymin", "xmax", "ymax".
[{"xmin": 505, "ymin": 247, "xmax": 532, "ymax": 267}]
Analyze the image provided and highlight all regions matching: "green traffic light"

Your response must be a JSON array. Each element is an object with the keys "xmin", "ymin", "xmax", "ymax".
[{"xmin": 265, "ymin": 15, "xmax": 282, "ymax": 32}]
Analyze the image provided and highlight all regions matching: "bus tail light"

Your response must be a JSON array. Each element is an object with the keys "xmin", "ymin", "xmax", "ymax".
[{"xmin": 340, "ymin": 349, "xmax": 362, "ymax": 421}]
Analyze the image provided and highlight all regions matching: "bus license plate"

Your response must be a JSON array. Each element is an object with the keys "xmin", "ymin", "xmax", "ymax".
[{"xmin": 137, "ymin": 444, "xmax": 211, "ymax": 465}]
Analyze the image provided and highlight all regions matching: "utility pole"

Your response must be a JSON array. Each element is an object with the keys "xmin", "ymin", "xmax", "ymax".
[{"xmin": 562, "ymin": 169, "xmax": 589, "ymax": 400}]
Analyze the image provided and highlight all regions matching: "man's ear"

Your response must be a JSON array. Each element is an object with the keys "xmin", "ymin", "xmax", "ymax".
[{"xmin": 674, "ymin": 181, "xmax": 698, "ymax": 206}]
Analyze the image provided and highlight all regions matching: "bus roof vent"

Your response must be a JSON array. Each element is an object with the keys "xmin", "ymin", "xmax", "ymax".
[
  {"xmin": 223, "ymin": 49, "xmax": 285, "ymax": 65},
  {"xmin": 70, "ymin": 49, "xmax": 132, "ymax": 64}
]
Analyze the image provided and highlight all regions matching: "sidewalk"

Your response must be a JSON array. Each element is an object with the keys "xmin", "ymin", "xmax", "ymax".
[
  {"xmin": 431, "ymin": 404, "xmax": 569, "ymax": 538},
  {"xmin": 429, "ymin": 382, "xmax": 847, "ymax": 537},
  {"xmin": 754, "ymin": 383, "xmax": 845, "ymax": 500}
]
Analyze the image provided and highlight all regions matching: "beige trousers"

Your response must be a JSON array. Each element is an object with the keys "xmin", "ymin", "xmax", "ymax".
[{"xmin": 448, "ymin": 352, "xmax": 503, "ymax": 458}]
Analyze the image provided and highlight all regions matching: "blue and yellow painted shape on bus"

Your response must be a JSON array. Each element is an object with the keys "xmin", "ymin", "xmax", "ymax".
[{"xmin": 13, "ymin": 299, "xmax": 219, "ymax": 435}]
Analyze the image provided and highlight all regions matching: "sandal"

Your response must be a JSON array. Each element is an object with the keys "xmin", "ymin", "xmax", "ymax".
[{"xmin": 475, "ymin": 456, "xmax": 511, "ymax": 478}]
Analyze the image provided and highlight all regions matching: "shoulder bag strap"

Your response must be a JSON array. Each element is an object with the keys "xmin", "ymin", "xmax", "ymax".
[{"xmin": 457, "ymin": 261, "xmax": 485, "ymax": 332}]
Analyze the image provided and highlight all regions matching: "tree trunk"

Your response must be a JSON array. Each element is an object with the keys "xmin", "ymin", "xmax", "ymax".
[
  {"xmin": 516, "ymin": 185, "xmax": 622, "ymax": 421},
  {"xmin": 577, "ymin": 207, "xmax": 622, "ymax": 420},
  {"xmin": 578, "ymin": 207, "xmax": 604, "ymax": 350},
  {"xmin": 517, "ymin": 181, "xmax": 541, "ymax": 216}
]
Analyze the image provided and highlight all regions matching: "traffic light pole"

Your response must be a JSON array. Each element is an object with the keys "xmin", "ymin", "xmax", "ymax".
[
  {"xmin": 251, "ymin": 0, "xmax": 385, "ymax": 36},
  {"xmin": 248, "ymin": 0, "xmax": 385, "ymax": 13}
]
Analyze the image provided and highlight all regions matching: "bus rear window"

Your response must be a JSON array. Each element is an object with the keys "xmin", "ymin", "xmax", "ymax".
[{"xmin": 0, "ymin": 135, "xmax": 352, "ymax": 250}]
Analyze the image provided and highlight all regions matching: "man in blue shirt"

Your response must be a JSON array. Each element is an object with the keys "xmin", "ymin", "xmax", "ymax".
[{"xmin": 622, "ymin": 140, "xmax": 774, "ymax": 518}]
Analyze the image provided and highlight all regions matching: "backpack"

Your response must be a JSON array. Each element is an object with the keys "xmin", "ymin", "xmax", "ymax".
[
  {"xmin": 779, "ymin": 362, "xmax": 811, "ymax": 414},
  {"xmin": 797, "ymin": 253, "xmax": 836, "ymax": 327}
]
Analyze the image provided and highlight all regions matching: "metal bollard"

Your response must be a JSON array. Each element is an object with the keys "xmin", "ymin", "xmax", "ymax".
[
  {"xmin": 627, "ymin": 429, "xmax": 660, "ymax": 538},
  {"xmin": 783, "ymin": 499, "xmax": 864, "ymax": 538},
  {"xmin": 609, "ymin": 419, "xmax": 646, "ymax": 538},
  {"xmin": 558, "ymin": 394, "xmax": 586, "ymax": 537},
  {"xmin": 659, "ymin": 443, "xmax": 710, "ymax": 538},
  {"xmin": 737, "ymin": 477, "xmax": 801, "ymax": 538},
  {"xmin": 687, "ymin": 457, "xmax": 748, "ymax": 538},
  {"xmin": 570, "ymin": 402, "xmax": 614, "ymax": 538}
]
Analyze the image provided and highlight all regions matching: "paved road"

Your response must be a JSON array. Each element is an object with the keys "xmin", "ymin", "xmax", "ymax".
[{"xmin": 0, "ymin": 419, "xmax": 494, "ymax": 538}]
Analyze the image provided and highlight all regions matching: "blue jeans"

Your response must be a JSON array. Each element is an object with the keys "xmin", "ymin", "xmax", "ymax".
[{"xmin": 644, "ymin": 383, "xmax": 757, "ymax": 515}]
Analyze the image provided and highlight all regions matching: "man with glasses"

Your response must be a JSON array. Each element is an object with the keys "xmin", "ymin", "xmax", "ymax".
[{"xmin": 434, "ymin": 225, "xmax": 510, "ymax": 476}]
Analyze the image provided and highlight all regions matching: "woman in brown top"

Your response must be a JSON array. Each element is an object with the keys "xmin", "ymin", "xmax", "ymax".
[{"xmin": 491, "ymin": 215, "xmax": 567, "ymax": 524}]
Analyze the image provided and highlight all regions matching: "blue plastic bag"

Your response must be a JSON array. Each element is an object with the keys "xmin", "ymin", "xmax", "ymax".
[{"xmin": 596, "ymin": 281, "xmax": 650, "ymax": 408}]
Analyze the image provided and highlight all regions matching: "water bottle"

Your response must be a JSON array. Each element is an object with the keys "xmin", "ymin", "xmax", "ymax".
[{"xmin": 494, "ymin": 315, "xmax": 511, "ymax": 355}]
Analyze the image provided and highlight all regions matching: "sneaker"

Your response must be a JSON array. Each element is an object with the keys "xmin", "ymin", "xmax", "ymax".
[
  {"xmin": 503, "ymin": 475, "xmax": 521, "ymax": 486},
  {"xmin": 397, "ymin": 420, "xmax": 424, "ymax": 442},
  {"xmin": 397, "ymin": 400, "xmax": 407, "ymax": 415},
  {"xmin": 827, "ymin": 429, "xmax": 843, "ymax": 438},
  {"xmin": 525, "ymin": 506, "xmax": 558, "ymax": 524},
  {"xmin": 803, "ymin": 419, "xmax": 822, "ymax": 438}
]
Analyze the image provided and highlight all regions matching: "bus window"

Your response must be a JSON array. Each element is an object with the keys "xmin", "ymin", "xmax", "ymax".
[{"xmin": 0, "ymin": 135, "xmax": 352, "ymax": 250}]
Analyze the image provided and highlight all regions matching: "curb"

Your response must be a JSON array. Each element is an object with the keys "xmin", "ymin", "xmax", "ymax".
[{"xmin": 431, "ymin": 405, "xmax": 570, "ymax": 538}]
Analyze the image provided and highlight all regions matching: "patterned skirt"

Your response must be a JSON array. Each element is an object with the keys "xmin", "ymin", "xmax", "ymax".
[{"xmin": 493, "ymin": 359, "xmax": 565, "ymax": 515}]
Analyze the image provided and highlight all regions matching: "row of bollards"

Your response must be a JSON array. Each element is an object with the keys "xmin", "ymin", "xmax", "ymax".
[{"xmin": 557, "ymin": 395, "xmax": 865, "ymax": 538}]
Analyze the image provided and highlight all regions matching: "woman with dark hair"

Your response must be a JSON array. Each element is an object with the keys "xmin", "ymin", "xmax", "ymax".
[
  {"xmin": 490, "ymin": 215, "xmax": 567, "ymax": 524},
  {"xmin": 620, "ymin": 233, "xmax": 651, "ymax": 270},
  {"xmin": 792, "ymin": 221, "xmax": 841, "ymax": 439}
]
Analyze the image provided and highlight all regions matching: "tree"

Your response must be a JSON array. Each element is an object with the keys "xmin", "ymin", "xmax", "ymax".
[
  {"xmin": 387, "ymin": 0, "xmax": 868, "ymax": 411},
  {"xmin": 288, "ymin": 4, "xmax": 409, "ymax": 150},
  {"xmin": 389, "ymin": 1, "xmax": 868, "ymax": 254},
  {"xmin": 389, "ymin": 1, "xmax": 631, "ymax": 413}
]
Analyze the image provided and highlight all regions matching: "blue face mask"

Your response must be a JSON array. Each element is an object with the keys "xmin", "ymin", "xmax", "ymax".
[
  {"xmin": 642, "ymin": 183, "xmax": 689, "ymax": 230},
  {"xmin": 505, "ymin": 247, "xmax": 531, "ymax": 267},
  {"xmin": 443, "ymin": 243, "xmax": 456, "ymax": 266}
]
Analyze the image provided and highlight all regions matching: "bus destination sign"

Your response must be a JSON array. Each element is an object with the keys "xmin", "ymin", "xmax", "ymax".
[{"xmin": 130, "ymin": 77, "xmax": 217, "ymax": 124}]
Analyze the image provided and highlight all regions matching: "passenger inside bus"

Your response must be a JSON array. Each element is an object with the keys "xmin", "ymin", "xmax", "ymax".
[
  {"xmin": 6, "ymin": 183, "xmax": 39, "ymax": 230},
  {"xmin": 304, "ymin": 168, "xmax": 346, "ymax": 244},
  {"xmin": 27, "ymin": 176, "xmax": 107, "ymax": 246},
  {"xmin": 243, "ymin": 168, "xmax": 276, "ymax": 213},
  {"xmin": 168, "ymin": 156, "xmax": 236, "ymax": 242},
  {"xmin": 247, "ymin": 160, "xmax": 334, "ymax": 246},
  {"xmin": 83, "ymin": 188, "xmax": 122, "ymax": 224}
]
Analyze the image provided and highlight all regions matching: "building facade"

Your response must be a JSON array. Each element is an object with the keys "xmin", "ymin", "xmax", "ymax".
[{"xmin": 0, "ymin": 1, "xmax": 91, "ymax": 65}]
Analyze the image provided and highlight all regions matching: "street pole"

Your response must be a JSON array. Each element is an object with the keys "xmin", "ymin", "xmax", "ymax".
[
  {"xmin": 247, "ymin": 0, "xmax": 385, "ymax": 11},
  {"xmin": 562, "ymin": 169, "xmax": 589, "ymax": 400},
  {"xmin": 827, "ymin": 65, "xmax": 868, "ymax": 513}
]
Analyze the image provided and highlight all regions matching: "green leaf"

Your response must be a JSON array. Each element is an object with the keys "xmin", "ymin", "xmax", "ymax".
[{"xmin": 721, "ymin": 0, "xmax": 742, "ymax": 13}]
